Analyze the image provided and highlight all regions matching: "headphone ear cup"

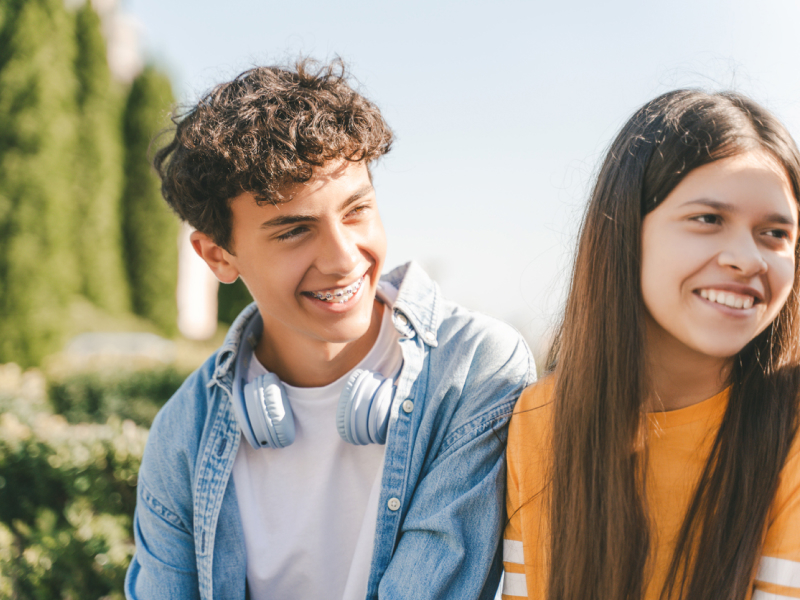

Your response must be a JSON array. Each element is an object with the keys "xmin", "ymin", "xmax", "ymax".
[
  {"xmin": 337, "ymin": 370, "xmax": 364, "ymax": 444},
  {"xmin": 368, "ymin": 379, "xmax": 393, "ymax": 444},
  {"xmin": 244, "ymin": 373, "xmax": 295, "ymax": 448},
  {"xmin": 338, "ymin": 369, "xmax": 395, "ymax": 445}
]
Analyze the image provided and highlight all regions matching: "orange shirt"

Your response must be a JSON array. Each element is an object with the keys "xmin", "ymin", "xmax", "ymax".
[{"xmin": 503, "ymin": 379, "xmax": 800, "ymax": 600}]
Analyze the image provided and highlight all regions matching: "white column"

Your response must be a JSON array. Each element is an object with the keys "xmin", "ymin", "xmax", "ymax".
[{"xmin": 177, "ymin": 223, "xmax": 219, "ymax": 340}]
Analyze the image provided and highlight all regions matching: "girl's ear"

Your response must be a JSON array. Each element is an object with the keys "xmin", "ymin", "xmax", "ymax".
[{"xmin": 190, "ymin": 230, "xmax": 240, "ymax": 284}]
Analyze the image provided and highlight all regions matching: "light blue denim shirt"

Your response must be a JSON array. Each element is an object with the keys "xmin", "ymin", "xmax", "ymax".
[{"xmin": 125, "ymin": 262, "xmax": 536, "ymax": 600}]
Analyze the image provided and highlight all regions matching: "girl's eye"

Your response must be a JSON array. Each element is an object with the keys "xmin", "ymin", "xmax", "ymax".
[
  {"xmin": 692, "ymin": 214, "xmax": 721, "ymax": 225},
  {"xmin": 765, "ymin": 228, "xmax": 791, "ymax": 240}
]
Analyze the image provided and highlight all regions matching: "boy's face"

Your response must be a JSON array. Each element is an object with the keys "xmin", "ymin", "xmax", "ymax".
[{"xmin": 209, "ymin": 160, "xmax": 387, "ymax": 361}]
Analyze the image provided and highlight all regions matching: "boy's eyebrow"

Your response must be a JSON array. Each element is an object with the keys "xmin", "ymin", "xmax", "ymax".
[
  {"xmin": 683, "ymin": 198, "xmax": 797, "ymax": 226},
  {"xmin": 338, "ymin": 184, "xmax": 375, "ymax": 210},
  {"xmin": 259, "ymin": 184, "xmax": 375, "ymax": 229}
]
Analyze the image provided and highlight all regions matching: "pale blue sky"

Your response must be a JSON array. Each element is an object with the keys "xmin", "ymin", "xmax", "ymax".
[{"xmin": 119, "ymin": 0, "xmax": 800, "ymax": 355}]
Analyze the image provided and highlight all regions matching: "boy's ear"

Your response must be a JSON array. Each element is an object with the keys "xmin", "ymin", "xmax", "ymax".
[{"xmin": 190, "ymin": 230, "xmax": 240, "ymax": 284}]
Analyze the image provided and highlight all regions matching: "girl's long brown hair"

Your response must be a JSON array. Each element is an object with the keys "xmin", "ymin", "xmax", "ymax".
[{"xmin": 547, "ymin": 90, "xmax": 800, "ymax": 600}]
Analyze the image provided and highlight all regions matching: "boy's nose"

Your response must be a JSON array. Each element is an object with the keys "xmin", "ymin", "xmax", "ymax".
[{"xmin": 317, "ymin": 225, "xmax": 359, "ymax": 275}]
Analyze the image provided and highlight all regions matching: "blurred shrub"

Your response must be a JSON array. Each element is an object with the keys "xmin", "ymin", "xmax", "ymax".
[
  {"xmin": 0, "ymin": 363, "xmax": 197, "ymax": 597},
  {"xmin": 218, "ymin": 278, "xmax": 253, "ymax": 325},
  {"xmin": 0, "ymin": 410, "xmax": 147, "ymax": 599},
  {"xmin": 48, "ymin": 367, "xmax": 185, "ymax": 428}
]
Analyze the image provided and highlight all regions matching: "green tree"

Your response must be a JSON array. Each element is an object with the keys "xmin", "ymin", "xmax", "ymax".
[
  {"xmin": 0, "ymin": 0, "xmax": 80, "ymax": 366},
  {"xmin": 120, "ymin": 67, "xmax": 178, "ymax": 334},
  {"xmin": 72, "ymin": 3, "xmax": 130, "ymax": 315}
]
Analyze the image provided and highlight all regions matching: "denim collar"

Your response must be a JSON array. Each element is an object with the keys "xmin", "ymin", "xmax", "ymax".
[{"xmin": 210, "ymin": 261, "xmax": 441, "ymax": 393}]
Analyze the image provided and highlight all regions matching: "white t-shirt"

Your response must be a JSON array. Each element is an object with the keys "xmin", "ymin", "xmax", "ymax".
[{"xmin": 232, "ymin": 291, "xmax": 402, "ymax": 600}]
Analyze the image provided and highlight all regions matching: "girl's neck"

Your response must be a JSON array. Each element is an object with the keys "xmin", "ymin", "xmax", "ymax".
[{"xmin": 645, "ymin": 323, "xmax": 732, "ymax": 412}]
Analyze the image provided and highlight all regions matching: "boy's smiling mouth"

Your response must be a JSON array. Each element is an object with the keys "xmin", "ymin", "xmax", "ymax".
[
  {"xmin": 304, "ymin": 275, "xmax": 365, "ymax": 304},
  {"xmin": 697, "ymin": 288, "xmax": 759, "ymax": 310}
]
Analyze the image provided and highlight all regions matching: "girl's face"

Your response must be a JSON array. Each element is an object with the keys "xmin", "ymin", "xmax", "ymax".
[{"xmin": 641, "ymin": 151, "xmax": 798, "ymax": 364}]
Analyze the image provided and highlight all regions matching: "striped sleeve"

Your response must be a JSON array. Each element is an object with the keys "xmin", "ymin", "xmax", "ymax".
[
  {"xmin": 502, "ymin": 382, "xmax": 554, "ymax": 600},
  {"xmin": 502, "ymin": 538, "xmax": 528, "ymax": 598},
  {"xmin": 753, "ymin": 440, "xmax": 800, "ymax": 599}
]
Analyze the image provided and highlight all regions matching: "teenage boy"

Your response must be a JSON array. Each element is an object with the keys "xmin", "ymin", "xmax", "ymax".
[{"xmin": 125, "ymin": 59, "xmax": 535, "ymax": 600}]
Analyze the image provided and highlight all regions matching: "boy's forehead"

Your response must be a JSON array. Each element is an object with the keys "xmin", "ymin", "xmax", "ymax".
[
  {"xmin": 229, "ymin": 160, "xmax": 373, "ymax": 219},
  {"xmin": 275, "ymin": 160, "xmax": 372, "ymax": 204}
]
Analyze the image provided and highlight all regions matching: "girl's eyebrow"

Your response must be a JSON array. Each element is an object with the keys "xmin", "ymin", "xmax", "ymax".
[
  {"xmin": 682, "ymin": 198, "xmax": 797, "ymax": 226},
  {"xmin": 681, "ymin": 198, "xmax": 734, "ymax": 211}
]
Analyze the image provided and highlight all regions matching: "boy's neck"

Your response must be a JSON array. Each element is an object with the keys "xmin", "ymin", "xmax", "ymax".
[{"xmin": 254, "ymin": 300, "xmax": 384, "ymax": 388}]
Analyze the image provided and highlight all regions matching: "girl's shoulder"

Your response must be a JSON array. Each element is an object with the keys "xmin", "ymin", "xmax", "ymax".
[
  {"xmin": 509, "ymin": 376, "xmax": 556, "ymax": 450},
  {"xmin": 515, "ymin": 375, "xmax": 556, "ymax": 414}
]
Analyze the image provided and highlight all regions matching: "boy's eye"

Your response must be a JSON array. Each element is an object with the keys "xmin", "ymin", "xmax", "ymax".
[
  {"xmin": 347, "ymin": 205, "xmax": 369, "ymax": 218},
  {"xmin": 276, "ymin": 227, "xmax": 307, "ymax": 241}
]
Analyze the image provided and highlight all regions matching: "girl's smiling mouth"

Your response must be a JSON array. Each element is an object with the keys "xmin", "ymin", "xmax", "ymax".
[{"xmin": 695, "ymin": 287, "xmax": 762, "ymax": 310}]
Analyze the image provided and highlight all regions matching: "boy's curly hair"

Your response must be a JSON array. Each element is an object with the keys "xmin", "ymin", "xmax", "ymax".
[{"xmin": 153, "ymin": 58, "xmax": 393, "ymax": 251}]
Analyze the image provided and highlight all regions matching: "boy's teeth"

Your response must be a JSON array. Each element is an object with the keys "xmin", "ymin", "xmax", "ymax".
[
  {"xmin": 311, "ymin": 277, "xmax": 364, "ymax": 302},
  {"xmin": 699, "ymin": 289, "xmax": 754, "ymax": 310}
]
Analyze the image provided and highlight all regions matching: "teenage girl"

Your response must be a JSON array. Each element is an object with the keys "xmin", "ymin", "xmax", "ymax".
[{"xmin": 503, "ymin": 90, "xmax": 800, "ymax": 600}]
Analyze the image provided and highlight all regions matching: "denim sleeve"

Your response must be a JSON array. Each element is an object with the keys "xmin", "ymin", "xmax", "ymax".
[
  {"xmin": 377, "ymin": 333, "xmax": 535, "ymax": 600},
  {"xmin": 124, "ymin": 476, "xmax": 201, "ymax": 600},
  {"xmin": 124, "ymin": 371, "xmax": 209, "ymax": 600}
]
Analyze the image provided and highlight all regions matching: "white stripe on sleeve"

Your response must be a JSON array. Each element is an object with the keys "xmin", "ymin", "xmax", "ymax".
[
  {"xmin": 756, "ymin": 557, "xmax": 800, "ymax": 589},
  {"xmin": 502, "ymin": 572, "xmax": 528, "ymax": 597},
  {"xmin": 503, "ymin": 539, "xmax": 525, "ymax": 564},
  {"xmin": 752, "ymin": 591, "xmax": 797, "ymax": 600}
]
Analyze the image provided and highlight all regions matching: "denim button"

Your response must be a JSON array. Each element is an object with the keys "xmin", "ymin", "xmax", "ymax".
[
  {"xmin": 424, "ymin": 331, "xmax": 436, "ymax": 343},
  {"xmin": 402, "ymin": 400, "xmax": 414, "ymax": 413},
  {"xmin": 387, "ymin": 497, "xmax": 401, "ymax": 511},
  {"xmin": 396, "ymin": 313, "xmax": 408, "ymax": 326}
]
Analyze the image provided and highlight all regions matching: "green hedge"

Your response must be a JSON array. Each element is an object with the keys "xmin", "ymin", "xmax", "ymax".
[
  {"xmin": 0, "ymin": 363, "xmax": 191, "ymax": 598},
  {"xmin": 0, "ymin": 410, "xmax": 147, "ymax": 599},
  {"xmin": 48, "ymin": 367, "xmax": 185, "ymax": 428}
]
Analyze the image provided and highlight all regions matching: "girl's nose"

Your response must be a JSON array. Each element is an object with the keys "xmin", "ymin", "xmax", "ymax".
[{"xmin": 717, "ymin": 232, "xmax": 768, "ymax": 276}]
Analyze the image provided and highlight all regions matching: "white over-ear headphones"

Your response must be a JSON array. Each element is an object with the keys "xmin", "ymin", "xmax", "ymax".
[{"xmin": 230, "ymin": 312, "xmax": 398, "ymax": 449}]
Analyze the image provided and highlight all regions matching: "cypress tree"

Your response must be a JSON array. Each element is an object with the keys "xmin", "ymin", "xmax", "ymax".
[
  {"xmin": 120, "ymin": 66, "xmax": 178, "ymax": 335},
  {"xmin": 0, "ymin": 0, "xmax": 80, "ymax": 366},
  {"xmin": 72, "ymin": 3, "xmax": 130, "ymax": 314}
]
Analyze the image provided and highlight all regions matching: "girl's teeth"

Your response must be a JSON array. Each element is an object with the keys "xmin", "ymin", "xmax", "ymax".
[{"xmin": 700, "ymin": 289, "xmax": 755, "ymax": 310}]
